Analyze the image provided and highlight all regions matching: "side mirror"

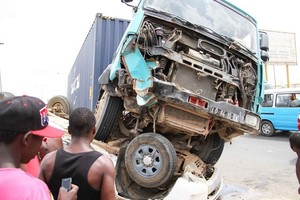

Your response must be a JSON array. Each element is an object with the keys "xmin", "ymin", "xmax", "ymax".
[
  {"xmin": 121, "ymin": 0, "xmax": 135, "ymax": 8},
  {"xmin": 261, "ymin": 50, "xmax": 269, "ymax": 62},
  {"xmin": 259, "ymin": 31, "xmax": 269, "ymax": 51},
  {"xmin": 259, "ymin": 31, "xmax": 269, "ymax": 62}
]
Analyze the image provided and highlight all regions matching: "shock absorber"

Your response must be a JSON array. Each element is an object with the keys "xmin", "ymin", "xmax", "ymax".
[
  {"xmin": 155, "ymin": 27, "xmax": 164, "ymax": 46},
  {"xmin": 155, "ymin": 57, "xmax": 168, "ymax": 81}
]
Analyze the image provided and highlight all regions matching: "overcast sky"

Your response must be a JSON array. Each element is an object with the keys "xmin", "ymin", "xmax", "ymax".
[{"xmin": 0, "ymin": 0, "xmax": 299, "ymax": 102}]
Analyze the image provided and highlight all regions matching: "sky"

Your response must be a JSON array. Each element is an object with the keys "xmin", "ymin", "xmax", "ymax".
[{"xmin": 0, "ymin": 0, "xmax": 300, "ymax": 102}]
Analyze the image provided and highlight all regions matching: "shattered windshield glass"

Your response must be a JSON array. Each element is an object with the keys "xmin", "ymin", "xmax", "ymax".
[{"xmin": 143, "ymin": 0, "xmax": 258, "ymax": 54}]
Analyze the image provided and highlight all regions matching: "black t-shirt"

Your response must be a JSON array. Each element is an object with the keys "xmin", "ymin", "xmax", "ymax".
[{"xmin": 48, "ymin": 148, "xmax": 102, "ymax": 200}]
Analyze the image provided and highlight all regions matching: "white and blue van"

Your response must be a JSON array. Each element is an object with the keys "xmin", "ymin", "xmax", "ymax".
[{"xmin": 260, "ymin": 88, "xmax": 300, "ymax": 136}]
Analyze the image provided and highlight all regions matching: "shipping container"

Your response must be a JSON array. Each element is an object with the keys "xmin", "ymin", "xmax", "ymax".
[{"xmin": 67, "ymin": 13, "xmax": 130, "ymax": 111}]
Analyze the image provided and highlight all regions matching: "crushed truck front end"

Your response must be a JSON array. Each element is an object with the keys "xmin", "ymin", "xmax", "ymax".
[
  {"xmin": 103, "ymin": 0, "xmax": 267, "ymax": 139},
  {"xmin": 96, "ymin": 0, "xmax": 269, "ymax": 199}
]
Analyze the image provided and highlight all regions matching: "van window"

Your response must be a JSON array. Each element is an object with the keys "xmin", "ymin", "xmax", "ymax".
[
  {"xmin": 269, "ymin": 92, "xmax": 300, "ymax": 107},
  {"xmin": 261, "ymin": 94, "xmax": 273, "ymax": 107},
  {"xmin": 275, "ymin": 93, "xmax": 291, "ymax": 107}
]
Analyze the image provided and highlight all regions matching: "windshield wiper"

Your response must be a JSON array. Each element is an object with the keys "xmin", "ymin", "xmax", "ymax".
[
  {"xmin": 192, "ymin": 23, "xmax": 233, "ymax": 43},
  {"xmin": 228, "ymin": 39, "xmax": 256, "ymax": 56},
  {"xmin": 170, "ymin": 16, "xmax": 197, "ymax": 28}
]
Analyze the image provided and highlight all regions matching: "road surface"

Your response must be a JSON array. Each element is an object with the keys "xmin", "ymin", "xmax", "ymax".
[{"xmin": 216, "ymin": 132, "xmax": 299, "ymax": 200}]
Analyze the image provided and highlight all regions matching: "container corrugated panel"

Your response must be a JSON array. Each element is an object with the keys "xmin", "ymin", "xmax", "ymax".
[{"xmin": 67, "ymin": 13, "xmax": 130, "ymax": 111}]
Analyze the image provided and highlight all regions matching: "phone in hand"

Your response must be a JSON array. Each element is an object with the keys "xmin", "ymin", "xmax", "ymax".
[{"xmin": 61, "ymin": 177, "xmax": 72, "ymax": 192}]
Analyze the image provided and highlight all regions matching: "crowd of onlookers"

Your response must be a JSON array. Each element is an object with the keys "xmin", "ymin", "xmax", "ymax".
[{"xmin": 0, "ymin": 95, "xmax": 118, "ymax": 200}]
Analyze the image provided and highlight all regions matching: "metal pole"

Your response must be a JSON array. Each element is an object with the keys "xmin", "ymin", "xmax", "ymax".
[
  {"xmin": 286, "ymin": 64, "xmax": 290, "ymax": 88},
  {"xmin": 273, "ymin": 64, "xmax": 277, "ymax": 88},
  {"xmin": 265, "ymin": 63, "xmax": 268, "ymax": 82}
]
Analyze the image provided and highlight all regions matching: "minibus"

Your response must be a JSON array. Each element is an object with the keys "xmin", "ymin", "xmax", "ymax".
[{"xmin": 260, "ymin": 88, "xmax": 300, "ymax": 136}]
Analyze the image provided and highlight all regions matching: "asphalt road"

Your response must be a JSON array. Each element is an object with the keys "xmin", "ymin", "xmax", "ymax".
[{"xmin": 216, "ymin": 132, "xmax": 300, "ymax": 200}]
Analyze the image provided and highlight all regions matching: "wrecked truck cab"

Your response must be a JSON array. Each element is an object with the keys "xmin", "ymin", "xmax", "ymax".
[{"xmin": 96, "ymin": 0, "xmax": 269, "ymax": 199}]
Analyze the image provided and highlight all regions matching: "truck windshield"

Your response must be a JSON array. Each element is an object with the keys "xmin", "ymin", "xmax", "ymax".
[{"xmin": 143, "ymin": 0, "xmax": 258, "ymax": 54}]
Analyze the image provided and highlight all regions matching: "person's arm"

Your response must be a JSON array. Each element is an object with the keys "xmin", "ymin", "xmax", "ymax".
[
  {"xmin": 100, "ymin": 157, "xmax": 116, "ymax": 200},
  {"xmin": 58, "ymin": 184, "xmax": 79, "ymax": 200},
  {"xmin": 38, "ymin": 150, "xmax": 56, "ymax": 183},
  {"xmin": 38, "ymin": 153, "xmax": 49, "ymax": 182},
  {"xmin": 295, "ymin": 158, "xmax": 300, "ymax": 194}
]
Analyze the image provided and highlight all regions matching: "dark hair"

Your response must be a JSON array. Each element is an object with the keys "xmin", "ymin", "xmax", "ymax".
[
  {"xmin": 289, "ymin": 132, "xmax": 300, "ymax": 149},
  {"xmin": 69, "ymin": 107, "xmax": 96, "ymax": 137},
  {"xmin": 0, "ymin": 130, "xmax": 25, "ymax": 144}
]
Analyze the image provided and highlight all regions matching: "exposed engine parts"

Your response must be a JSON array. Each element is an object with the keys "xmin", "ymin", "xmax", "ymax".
[{"xmin": 133, "ymin": 19, "xmax": 258, "ymax": 110}]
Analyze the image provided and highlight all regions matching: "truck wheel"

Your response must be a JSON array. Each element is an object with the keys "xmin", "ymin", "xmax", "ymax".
[
  {"xmin": 47, "ymin": 95, "xmax": 71, "ymax": 115},
  {"xmin": 260, "ymin": 121, "xmax": 275, "ymax": 137},
  {"xmin": 125, "ymin": 133, "xmax": 177, "ymax": 188},
  {"xmin": 115, "ymin": 147, "xmax": 174, "ymax": 200},
  {"xmin": 191, "ymin": 133, "xmax": 224, "ymax": 165},
  {"xmin": 94, "ymin": 90, "xmax": 123, "ymax": 141}
]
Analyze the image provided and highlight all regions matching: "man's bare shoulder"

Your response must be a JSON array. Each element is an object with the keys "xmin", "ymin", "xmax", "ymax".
[
  {"xmin": 39, "ymin": 149, "xmax": 59, "ymax": 181},
  {"xmin": 91, "ymin": 154, "xmax": 115, "ymax": 174},
  {"xmin": 97, "ymin": 154, "xmax": 114, "ymax": 166},
  {"xmin": 40, "ymin": 149, "xmax": 58, "ymax": 167}
]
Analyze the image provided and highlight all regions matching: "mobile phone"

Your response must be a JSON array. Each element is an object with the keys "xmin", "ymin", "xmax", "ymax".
[{"xmin": 61, "ymin": 177, "xmax": 72, "ymax": 192}]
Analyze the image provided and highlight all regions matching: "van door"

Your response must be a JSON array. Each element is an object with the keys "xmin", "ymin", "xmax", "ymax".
[{"xmin": 272, "ymin": 93, "xmax": 299, "ymax": 130}]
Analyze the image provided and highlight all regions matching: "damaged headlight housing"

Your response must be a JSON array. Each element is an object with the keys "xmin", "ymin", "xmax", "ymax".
[{"xmin": 245, "ymin": 114, "xmax": 259, "ymax": 129}]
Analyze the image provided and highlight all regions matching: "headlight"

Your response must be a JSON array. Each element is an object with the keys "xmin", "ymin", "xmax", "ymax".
[{"xmin": 245, "ymin": 114, "xmax": 259, "ymax": 128}]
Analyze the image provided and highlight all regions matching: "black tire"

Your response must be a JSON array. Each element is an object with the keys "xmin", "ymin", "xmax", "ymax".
[
  {"xmin": 115, "ymin": 147, "xmax": 174, "ymax": 200},
  {"xmin": 47, "ymin": 95, "xmax": 71, "ymax": 115},
  {"xmin": 125, "ymin": 133, "xmax": 177, "ymax": 188},
  {"xmin": 94, "ymin": 90, "xmax": 123, "ymax": 141},
  {"xmin": 260, "ymin": 121, "xmax": 275, "ymax": 137},
  {"xmin": 191, "ymin": 133, "xmax": 225, "ymax": 165}
]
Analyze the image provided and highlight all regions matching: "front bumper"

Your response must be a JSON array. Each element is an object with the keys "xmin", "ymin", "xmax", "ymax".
[{"xmin": 151, "ymin": 78, "xmax": 260, "ymax": 134}]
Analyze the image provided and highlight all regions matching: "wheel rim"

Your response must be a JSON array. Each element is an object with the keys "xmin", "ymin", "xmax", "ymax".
[
  {"xmin": 262, "ymin": 123, "xmax": 271, "ymax": 134},
  {"xmin": 132, "ymin": 144, "xmax": 163, "ymax": 178},
  {"xmin": 52, "ymin": 102, "xmax": 65, "ymax": 112}
]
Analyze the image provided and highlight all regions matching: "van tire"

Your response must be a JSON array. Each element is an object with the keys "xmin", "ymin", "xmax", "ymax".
[{"xmin": 260, "ymin": 121, "xmax": 275, "ymax": 137}]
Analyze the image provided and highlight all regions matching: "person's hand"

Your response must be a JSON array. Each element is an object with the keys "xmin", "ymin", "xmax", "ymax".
[{"xmin": 57, "ymin": 184, "xmax": 79, "ymax": 200}]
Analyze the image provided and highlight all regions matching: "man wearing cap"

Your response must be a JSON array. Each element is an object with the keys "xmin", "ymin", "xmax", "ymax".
[{"xmin": 0, "ymin": 95, "xmax": 78, "ymax": 200}]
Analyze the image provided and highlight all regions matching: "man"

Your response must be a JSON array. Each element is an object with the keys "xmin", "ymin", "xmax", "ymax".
[
  {"xmin": 21, "ymin": 135, "xmax": 63, "ymax": 177},
  {"xmin": 0, "ymin": 95, "xmax": 78, "ymax": 200},
  {"xmin": 39, "ymin": 107, "xmax": 117, "ymax": 200},
  {"xmin": 290, "ymin": 94, "xmax": 300, "ymax": 107},
  {"xmin": 289, "ymin": 132, "xmax": 300, "ymax": 194}
]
